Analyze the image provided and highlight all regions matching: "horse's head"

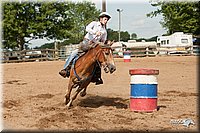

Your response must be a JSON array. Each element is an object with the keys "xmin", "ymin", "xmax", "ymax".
[{"xmin": 96, "ymin": 40, "xmax": 116, "ymax": 74}]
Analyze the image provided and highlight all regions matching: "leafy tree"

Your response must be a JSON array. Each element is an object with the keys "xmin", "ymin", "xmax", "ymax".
[
  {"xmin": 39, "ymin": 2, "xmax": 74, "ymax": 40},
  {"xmin": 107, "ymin": 28, "xmax": 130, "ymax": 42},
  {"xmin": 147, "ymin": 1, "xmax": 200, "ymax": 35},
  {"xmin": 35, "ymin": 42, "xmax": 55, "ymax": 49},
  {"xmin": 3, "ymin": 2, "xmax": 73, "ymax": 50},
  {"xmin": 65, "ymin": 1, "xmax": 100, "ymax": 43},
  {"xmin": 147, "ymin": 36, "xmax": 158, "ymax": 41},
  {"xmin": 2, "ymin": 1, "xmax": 100, "ymax": 50},
  {"xmin": 107, "ymin": 28, "xmax": 118, "ymax": 41},
  {"xmin": 131, "ymin": 33, "xmax": 137, "ymax": 39},
  {"xmin": 136, "ymin": 38, "xmax": 147, "ymax": 42},
  {"xmin": 3, "ymin": 2, "xmax": 38, "ymax": 50},
  {"xmin": 120, "ymin": 31, "xmax": 130, "ymax": 42}
]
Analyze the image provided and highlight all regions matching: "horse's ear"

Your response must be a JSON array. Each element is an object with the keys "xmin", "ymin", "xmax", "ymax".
[
  {"xmin": 105, "ymin": 40, "xmax": 114, "ymax": 46},
  {"xmin": 110, "ymin": 40, "xmax": 115, "ymax": 46}
]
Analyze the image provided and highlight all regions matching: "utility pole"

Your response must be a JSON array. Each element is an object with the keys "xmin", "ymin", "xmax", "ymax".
[
  {"xmin": 102, "ymin": 0, "xmax": 106, "ymax": 12},
  {"xmin": 117, "ymin": 9, "xmax": 123, "ymax": 44}
]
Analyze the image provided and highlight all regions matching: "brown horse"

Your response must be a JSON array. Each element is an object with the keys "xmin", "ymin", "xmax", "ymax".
[{"xmin": 64, "ymin": 41, "xmax": 116, "ymax": 108}]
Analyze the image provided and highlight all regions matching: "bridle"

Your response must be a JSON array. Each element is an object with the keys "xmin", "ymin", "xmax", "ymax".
[
  {"xmin": 72, "ymin": 44, "xmax": 110, "ymax": 82},
  {"xmin": 94, "ymin": 45, "xmax": 112, "ymax": 73}
]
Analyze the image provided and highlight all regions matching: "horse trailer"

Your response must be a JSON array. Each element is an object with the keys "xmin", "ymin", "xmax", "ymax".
[{"xmin": 157, "ymin": 32, "xmax": 193, "ymax": 54}]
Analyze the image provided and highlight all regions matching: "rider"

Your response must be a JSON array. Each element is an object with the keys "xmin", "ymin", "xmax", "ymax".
[{"xmin": 59, "ymin": 12, "xmax": 111, "ymax": 85}]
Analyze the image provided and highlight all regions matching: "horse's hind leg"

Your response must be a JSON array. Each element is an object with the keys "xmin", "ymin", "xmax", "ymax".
[{"xmin": 66, "ymin": 87, "xmax": 83, "ymax": 108}]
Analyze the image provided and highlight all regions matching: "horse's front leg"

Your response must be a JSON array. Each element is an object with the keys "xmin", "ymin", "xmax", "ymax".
[
  {"xmin": 80, "ymin": 88, "xmax": 87, "ymax": 97},
  {"xmin": 64, "ymin": 79, "xmax": 73, "ymax": 105},
  {"xmin": 66, "ymin": 87, "xmax": 83, "ymax": 109}
]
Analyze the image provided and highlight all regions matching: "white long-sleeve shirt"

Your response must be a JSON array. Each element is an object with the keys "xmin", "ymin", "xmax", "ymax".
[{"xmin": 84, "ymin": 21, "xmax": 107, "ymax": 43}]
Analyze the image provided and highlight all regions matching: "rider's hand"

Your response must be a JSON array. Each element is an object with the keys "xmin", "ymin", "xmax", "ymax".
[{"xmin": 95, "ymin": 31, "xmax": 102, "ymax": 36}]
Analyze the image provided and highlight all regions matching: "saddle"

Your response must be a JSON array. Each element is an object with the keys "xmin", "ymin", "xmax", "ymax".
[
  {"xmin": 59, "ymin": 41, "xmax": 103, "ymax": 85},
  {"xmin": 67, "ymin": 51, "xmax": 102, "ymax": 84}
]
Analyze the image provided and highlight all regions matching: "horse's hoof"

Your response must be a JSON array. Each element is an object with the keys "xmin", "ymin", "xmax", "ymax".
[
  {"xmin": 66, "ymin": 105, "xmax": 70, "ymax": 109},
  {"xmin": 64, "ymin": 98, "xmax": 70, "ymax": 105},
  {"xmin": 80, "ymin": 91, "xmax": 86, "ymax": 97},
  {"xmin": 66, "ymin": 103, "xmax": 73, "ymax": 109},
  {"xmin": 66, "ymin": 105, "xmax": 71, "ymax": 110}
]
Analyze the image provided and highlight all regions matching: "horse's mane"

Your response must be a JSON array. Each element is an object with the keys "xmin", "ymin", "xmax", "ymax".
[
  {"xmin": 89, "ymin": 42, "xmax": 111, "ymax": 49},
  {"xmin": 79, "ymin": 41, "xmax": 111, "ymax": 52},
  {"xmin": 77, "ymin": 41, "xmax": 113, "ymax": 63},
  {"xmin": 75, "ymin": 42, "xmax": 99, "ymax": 63}
]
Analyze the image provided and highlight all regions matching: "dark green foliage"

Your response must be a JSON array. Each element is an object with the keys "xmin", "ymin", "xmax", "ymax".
[
  {"xmin": 147, "ymin": 1, "xmax": 200, "ymax": 35},
  {"xmin": 107, "ymin": 28, "xmax": 131, "ymax": 42},
  {"xmin": 2, "ymin": 1, "xmax": 100, "ymax": 50}
]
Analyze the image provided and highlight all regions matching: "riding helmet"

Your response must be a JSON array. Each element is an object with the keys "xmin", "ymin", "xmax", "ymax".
[{"xmin": 99, "ymin": 12, "xmax": 111, "ymax": 20}]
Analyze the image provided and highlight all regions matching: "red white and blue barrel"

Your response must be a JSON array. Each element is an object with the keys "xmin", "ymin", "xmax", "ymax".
[
  {"xmin": 129, "ymin": 68, "xmax": 159, "ymax": 112},
  {"xmin": 123, "ymin": 51, "xmax": 131, "ymax": 62}
]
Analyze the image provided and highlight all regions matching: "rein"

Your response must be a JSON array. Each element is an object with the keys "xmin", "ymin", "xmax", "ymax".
[{"xmin": 72, "ymin": 44, "xmax": 105, "ymax": 82}]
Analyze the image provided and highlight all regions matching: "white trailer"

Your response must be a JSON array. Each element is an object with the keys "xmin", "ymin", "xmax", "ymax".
[{"xmin": 157, "ymin": 32, "xmax": 193, "ymax": 54}]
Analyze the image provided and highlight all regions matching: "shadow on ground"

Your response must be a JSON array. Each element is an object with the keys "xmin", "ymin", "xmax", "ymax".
[{"xmin": 77, "ymin": 95, "xmax": 129, "ymax": 109}]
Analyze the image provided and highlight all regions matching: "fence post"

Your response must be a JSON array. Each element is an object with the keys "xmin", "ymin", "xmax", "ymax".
[
  {"xmin": 45, "ymin": 50, "xmax": 48, "ymax": 60},
  {"xmin": 54, "ymin": 41, "xmax": 58, "ymax": 59},
  {"xmin": 146, "ymin": 47, "xmax": 149, "ymax": 57},
  {"xmin": 190, "ymin": 45, "xmax": 193, "ymax": 55}
]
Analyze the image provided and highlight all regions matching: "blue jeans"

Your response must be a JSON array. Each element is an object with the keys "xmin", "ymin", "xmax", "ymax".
[
  {"xmin": 63, "ymin": 39, "xmax": 89, "ymax": 69},
  {"xmin": 63, "ymin": 49, "xmax": 78, "ymax": 69}
]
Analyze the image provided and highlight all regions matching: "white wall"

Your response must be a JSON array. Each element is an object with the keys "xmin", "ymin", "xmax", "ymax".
[{"xmin": 157, "ymin": 32, "xmax": 193, "ymax": 47}]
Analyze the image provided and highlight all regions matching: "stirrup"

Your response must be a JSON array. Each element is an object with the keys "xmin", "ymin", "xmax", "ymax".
[
  {"xmin": 59, "ymin": 69, "xmax": 67, "ymax": 78},
  {"xmin": 95, "ymin": 78, "xmax": 103, "ymax": 85}
]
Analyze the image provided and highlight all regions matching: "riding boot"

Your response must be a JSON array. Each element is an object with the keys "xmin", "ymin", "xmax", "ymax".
[
  {"xmin": 59, "ymin": 64, "xmax": 71, "ymax": 78},
  {"xmin": 94, "ymin": 65, "xmax": 103, "ymax": 85}
]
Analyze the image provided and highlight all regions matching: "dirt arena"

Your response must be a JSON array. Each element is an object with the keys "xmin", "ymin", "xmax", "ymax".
[{"xmin": 2, "ymin": 56, "xmax": 199, "ymax": 132}]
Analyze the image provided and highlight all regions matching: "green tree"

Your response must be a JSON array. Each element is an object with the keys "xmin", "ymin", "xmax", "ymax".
[
  {"xmin": 35, "ymin": 42, "xmax": 55, "ymax": 49},
  {"xmin": 107, "ymin": 28, "xmax": 118, "ymax": 41},
  {"xmin": 107, "ymin": 28, "xmax": 130, "ymax": 42},
  {"xmin": 3, "ymin": 2, "xmax": 73, "ymax": 50},
  {"xmin": 120, "ymin": 31, "xmax": 130, "ymax": 42},
  {"xmin": 147, "ymin": 1, "xmax": 200, "ymax": 35},
  {"xmin": 66, "ymin": 1, "xmax": 100, "ymax": 43},
  {"xmin": 147, "ymin": 36, "xmax": 158, "ymax": 41},
  {"xmin": 2, "ymin": 1, "xmax": 100, "ymax": 50},
  {"xmin": 39, "ymin": 2, "xmax": 74, "ymax": 40},
  {"xmin": 3, "ymin": 2, "xmax": 37, "ymax": 50},
  {"xmin": 131, "ymin": 33, "xmax": 137, "ymax": 39}
]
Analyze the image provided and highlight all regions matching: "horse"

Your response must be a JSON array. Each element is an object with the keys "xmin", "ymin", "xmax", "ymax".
[{"xmin": 64, "ymin": 41, "xmax": 116, "ymax": 109}]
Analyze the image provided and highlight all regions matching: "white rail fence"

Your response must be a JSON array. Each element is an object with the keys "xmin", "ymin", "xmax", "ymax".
[{"xmin": 1, "ymin": 45, "xmax": 199, "ymax": 63}]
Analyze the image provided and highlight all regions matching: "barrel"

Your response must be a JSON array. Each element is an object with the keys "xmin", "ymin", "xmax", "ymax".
[
  {"xmin": 129, "ymin": 68, "xmax": 159, "ymax": 112},
  {"xmin": 123, "ymin": 51, "xmax": 131, "ymax": 62}
]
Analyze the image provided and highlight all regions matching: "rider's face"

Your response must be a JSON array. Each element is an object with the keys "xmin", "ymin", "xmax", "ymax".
[{"xmin": 100, "ymin": 17, "xmax": 109, "ymax": 25}]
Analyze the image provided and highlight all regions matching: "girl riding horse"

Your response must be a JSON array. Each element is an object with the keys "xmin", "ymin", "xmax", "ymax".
[
  {"xmin": 64, "ymin": 41, "xmax": 116, "ymax": 108},
  {"xmin": 59, "ymin": 12, "xmax": 112, "ymax": 85}
]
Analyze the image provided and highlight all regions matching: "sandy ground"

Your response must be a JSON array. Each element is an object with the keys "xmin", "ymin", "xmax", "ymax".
[{"xmin": 1, "ymin": 56, "xmax": 199, "ymax": 132}]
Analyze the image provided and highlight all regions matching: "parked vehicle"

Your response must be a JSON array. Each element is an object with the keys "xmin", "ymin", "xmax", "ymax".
[
  {"xmin": 157, "ymin": 32, "xmax": 193, "ymax": 54},
  {"xmin": 25, "ymin": 50, "xmax": 42, "ymax": 59}
]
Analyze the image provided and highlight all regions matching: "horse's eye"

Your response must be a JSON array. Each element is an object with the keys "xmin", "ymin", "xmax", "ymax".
[{"xmin": 105, "ymin": 52, "xmax": 109, "ymax": 55}]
